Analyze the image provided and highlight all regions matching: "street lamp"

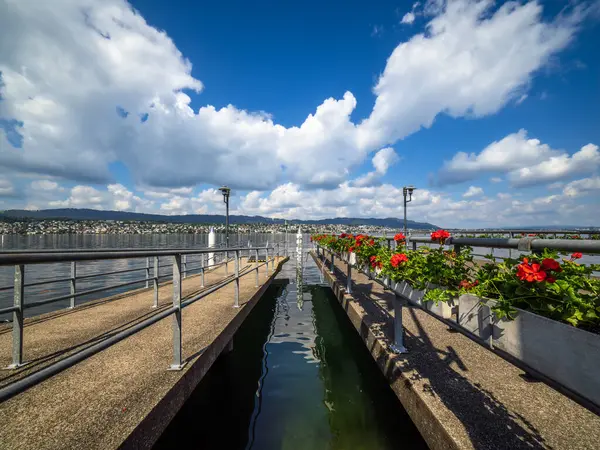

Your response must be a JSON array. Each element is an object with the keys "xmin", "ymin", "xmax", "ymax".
[
  {"xmin": 218, "ymin": 186, "xmax": 231, "ymax": 248},
  {"xmin": 403, "ymin": 185, "xmax": 416, "ymax": 236}
]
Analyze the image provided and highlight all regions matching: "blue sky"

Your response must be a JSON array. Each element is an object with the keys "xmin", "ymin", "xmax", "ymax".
[{"xmin": 1, "ymin": 0, "xmax": 599, "ymax": 227}]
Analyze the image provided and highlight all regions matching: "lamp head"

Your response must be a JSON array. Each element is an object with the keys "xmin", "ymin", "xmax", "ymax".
[{"xmin": 218, "ymin": 185, "xmax": 231, "ymax": 200}]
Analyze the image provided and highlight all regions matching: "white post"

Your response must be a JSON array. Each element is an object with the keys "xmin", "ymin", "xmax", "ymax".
[
  {"xmin": 208, "ymin": 227, "xmax": 216, "ymax": 268},
  {"xmin": 296, "ymin": 228, "xmax": 303, "ymax": 310}
]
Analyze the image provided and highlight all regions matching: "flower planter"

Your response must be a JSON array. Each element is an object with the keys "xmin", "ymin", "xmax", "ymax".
[
  {"xmin": 424, "ymin": 298, "xmax": 454, "ymax": 319},
  {"xmin": 457, "ymin": 294, "xmax": 600, "ymax": 408},
  {"xmin": 390, "ymin": 281, "xmax": 454, "ymax": 319}
]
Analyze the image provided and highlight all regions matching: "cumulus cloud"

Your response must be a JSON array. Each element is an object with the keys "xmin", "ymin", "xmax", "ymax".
[
  {"xmin": 0, "ymin": 0, "xmax": 587, "ymax": 193},
  {"xmin": 563, "ymin": 176, "xmax": 600, "ymax": 197},
  {"xmin": 510, "ymin": 143, "xmax": 600, "ymax": 187},
  {"xmin": 356, "ymin": 1, "xmax": 584, "ymax": 151},
  {"xmin": 352, "ymin": 147, "xmax": 399, "ymax": 187},
  {"xmin": 437, "ymin": 130, "xmax": 599, "ymax": 187},
  {"xmin": 463, "ymin": 185, "xmax": 483, "ymax": 198},
  {"xmin": 47, "ymin": 184, "xmax": 153, "ymax": 212}
]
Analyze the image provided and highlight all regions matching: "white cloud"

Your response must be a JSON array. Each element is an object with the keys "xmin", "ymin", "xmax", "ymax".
[
  {"xmin": 353, "ymin": 147, "xmax": 399, "ymax": 187},
  {"xmin": 0, "ymin": 179, "xmax": 15, "ymax": 196},
  {"xmin": 30, "ymin": 180, "xmax": 61, "ymax": 191},
  {"xmin": 509, "ymin": 143, "xmax": 600, "ymax": 187},
  {"xmin": 401, "ymin": 12, "xmax": 416, "ymax": 25},
  {"xmin": 356, "ymin": 1, "xmax": 584, "ymax": 151},
  {"xmin": 437, "ymin": 130, "xmax": 599, "ymax": 187},
  {"xmin": 0, "ymin": 0, "xmax": 587, "ymax": 193},
  {"xmin": 47, "ymin": 184, "xmax": 153, "ymax": 212},
  {"xmin": 490, "ymin": 177, "xmax": 503, "ymax": 183},
  {"xmin": 463, "ymin": 185, "xmax": 483, "ymax": 198},
  {"xmin": 563, "ymin": 176, "xmax": 600, "ymax": 197}
]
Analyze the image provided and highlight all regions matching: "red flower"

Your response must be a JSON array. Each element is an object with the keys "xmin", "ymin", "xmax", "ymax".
[
  {"xmin": 340, "ymin": 233, "xmax": 347, "ymax": 238},
  {"xmin": 393, "ymin": 233, "xmax": 406, "ymax": 242},
  {"xmin": 541, "ymin": 258, "xmax": 561, "ymax": 272},
  {"xmin": 546, "ymin": 277, "xmax": 556, "ymax": 283},
  {"xmin": 528, "ymin": 234, "xmax": 536, "ymax": 237},
  {"xmin": 516, "ymin": 258, "xmax": 547, "ymax": 283},
  {"xmin": 431, "ymin": 229, "xmax": 451, "ymax": 243},
  {"xmin": 370, "ymin": 255, "xmax": 382, "ymax": 269},
  {"xmin": 390, "ymin": 253, "xmax": 408, "ymax": 268},
  {"xmin": 368, "ymin": 239, "xmax": 375, "ymax": 246},
  {"xmin": 349, "ymin": 246, "xmax": 355, "ymax": 252},
  {"xmin": 571, "ymin": 252, "xmax": 583, "ymax": 260},
  {"xmin": 459, "ymin": 279, "xmax": 479, "ymax": 289}
]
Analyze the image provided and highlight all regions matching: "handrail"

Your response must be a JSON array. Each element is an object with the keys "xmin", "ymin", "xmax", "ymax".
[
  {"xmin": 408, "ymin": 236, "xmax": 600, "ymax": 254},
  {"xmin": 0, "ymin": 245, "xmax": 282, "ymax": 402},
  {"xmin": 0, "ymin": 246, "xmax": 272, "ymax": 265}
]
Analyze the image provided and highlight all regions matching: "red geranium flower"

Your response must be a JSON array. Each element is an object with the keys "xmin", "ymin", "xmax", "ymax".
[
  {"xmin": 459, "ymin": 279, "xmax": 479, "ymax": 289},
  {"xmin": 516, "ymin": 258, "xmax": 547, "ymax": 283},
  {"xmin": 390, "ymin": 253, "xmax": 408, "ymax": 268},
  {"xmin": 349, "ymin": 246, "xmax": 355, "ymax": 252},
  {"xmin": 541, "ymin": 258, "xmax": 561, "ymax": 272},
  {"xmin": 393, "ymin": 233, "xmax": 406, "ymax": 243},
  {"xmin": 571, "ymin": 252, "xmax": 583, "ymax": 260},
  {"xmin": 370, "ymin": 255, "xmax": 382, "ymax": 269},
  {"xmin": 431, "ymin": 229, "xmax": 451, "ymax": 243},
  {"xmin": 546, "ymin": 277, "xmax": 556, "ymax": 283},
  {"xmin": 340, "ymin": 233, "xmax": 347, "ymax": 238}
]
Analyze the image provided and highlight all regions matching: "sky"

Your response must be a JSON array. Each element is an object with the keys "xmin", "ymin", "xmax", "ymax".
[{"xmin": 0, "ymin": 0, "xmax": 599, "ymax": 228}]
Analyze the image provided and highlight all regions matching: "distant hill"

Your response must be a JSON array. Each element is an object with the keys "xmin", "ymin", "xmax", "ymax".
[{"xmin": 0, "ymin": 208, "xmax": 437, "ymax": 229}]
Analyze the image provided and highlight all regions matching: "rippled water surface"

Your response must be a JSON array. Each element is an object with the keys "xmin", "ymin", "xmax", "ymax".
[{"xmin": 154, "ymin": 252, "xmax": 427, "ymax": 450}]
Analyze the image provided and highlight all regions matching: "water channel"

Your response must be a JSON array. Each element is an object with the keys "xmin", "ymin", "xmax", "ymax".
[{"xmin": 154, "ymin": 249, "xmax": 427, "ymax": 450}]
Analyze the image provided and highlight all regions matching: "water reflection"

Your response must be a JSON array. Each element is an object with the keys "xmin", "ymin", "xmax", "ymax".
[{"xmin": 155, "ymin": 247, "xmax": 426, "ymax": 450}]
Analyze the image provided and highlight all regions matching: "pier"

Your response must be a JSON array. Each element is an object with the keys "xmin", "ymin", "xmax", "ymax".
[
  {"xmin": 0, "ymin": 246, "xmax": 286, "ymax": 449},
  {"xmin": 311, "ymin": 248, "xmax": 600, "ymax": 450}
]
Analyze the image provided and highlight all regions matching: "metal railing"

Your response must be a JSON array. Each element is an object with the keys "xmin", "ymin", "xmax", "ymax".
[{"xmin": 0, "ymin": 243, "xmax": 282, "ymax": 402}]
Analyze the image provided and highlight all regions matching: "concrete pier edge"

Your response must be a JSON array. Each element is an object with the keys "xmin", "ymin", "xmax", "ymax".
[
  {"xmin": 311, "ymin": 251, "xmax": 600, "ymax": 450},
  {"xmin": 119, "ymin": 257, "xmax": 288, "ymax": 449}
]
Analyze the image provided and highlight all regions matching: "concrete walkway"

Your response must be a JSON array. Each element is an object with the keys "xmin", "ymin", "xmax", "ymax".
[
  {"xmin": 0, "ymin": 257, "xmax": 285, "ymax": 449},
  {"xmin": 313, "ymin": 252, "xmax": 600, "ymax": 450}
]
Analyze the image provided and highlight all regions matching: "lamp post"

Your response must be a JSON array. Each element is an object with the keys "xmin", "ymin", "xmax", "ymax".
[
  {"xmin": 403, "ymin": 185, "xmax": 416, "ymax": 237},
  {"xmin": 219, "ymin": 186, "xmax": 231, "ymax": 248}
]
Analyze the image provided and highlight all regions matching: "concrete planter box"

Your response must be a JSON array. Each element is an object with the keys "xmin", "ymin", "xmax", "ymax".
[
  {"xmin": 457, "ymin": 294, "xmax": 600, "ymax": 408},
  {"xmin": 390, "ymin": 281, "xmax": 454, "ymax": 319}
]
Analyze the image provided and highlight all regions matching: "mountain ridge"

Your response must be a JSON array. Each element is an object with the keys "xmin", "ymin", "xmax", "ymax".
[{"xmin": 0, "ymin": 208, "xmax": 438, "ymax": 229}]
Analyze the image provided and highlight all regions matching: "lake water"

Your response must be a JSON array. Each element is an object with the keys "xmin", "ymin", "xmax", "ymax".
[
  {"xmin": 0, "ymin": 233, "xmax": 292, "ymax": 320},
  {"xmin": 154, "ymin": 253, "xmax": 427, "ymax": 450}
]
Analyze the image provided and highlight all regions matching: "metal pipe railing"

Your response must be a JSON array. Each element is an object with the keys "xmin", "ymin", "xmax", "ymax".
[{"xmin": 0, "ymin": 245, "xmax": 280, "ymax": 382}]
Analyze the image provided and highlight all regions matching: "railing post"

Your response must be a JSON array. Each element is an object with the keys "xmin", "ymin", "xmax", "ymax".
[
  {"xmin": 153, "ymin": 256, "xmax": 159, "ymax": 308},
  {"xmin": 169, "ymin": 254, "xmax": 184, "ymax": 370},
  {"xmin": 145, "ymin": 257, "xmax": 150, "ymax": 288},
  {"xmin": 454, "ymin": 244, "xmax": 462, "ymax": 255},
  {"xmin": 330, "ymin": 251, "xmax": 335, "ymax": 274},
  {"xmin": 201, "ymin": 253, "xmax": 205, "ymax": 288},
  {"xmin": 234, "ymin": 250, "xmax": 240, "ymax": 308},
  {"xmin": 182, "ymin": 255, "xmax": 187, "ymax": 279},
  {"xmin": 265, "ymin": 246, "xmax": 269, "ymax": 277},
  {"xmin": 70, "ymin": 261, "xmax": 76, "ymax": 309},
  {"xmin": 225, "ymin": 251, "xmax": 229, "ymax": 276},
  {"xmin": 412, "ymin": 241, "xmax": 417, "ymax": 251},
  {"xmin": 10, "ymin": 264, "xmax": 24, "ymax": 368},
  {"xmin": 346, "ymin": 255, "xmax": 352, "ymax": 294},
  {"xmin": 390, "ymin": 294, "xmax": 408, "ymax": 354},
  {"xmin": 255, "ymin": 249, "xmax": 259, "ymax": 287}
]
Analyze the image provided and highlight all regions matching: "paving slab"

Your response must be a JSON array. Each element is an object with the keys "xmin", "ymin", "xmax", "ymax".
[
  {"xmin": 313, "ymin": 251, "xmax": 600, "ymax": 450},
  {"xmin": 0, "ymin": 257, "xmax": 285, "ymax": 449}
]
